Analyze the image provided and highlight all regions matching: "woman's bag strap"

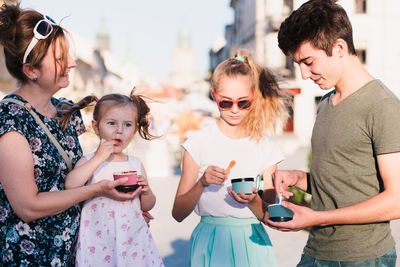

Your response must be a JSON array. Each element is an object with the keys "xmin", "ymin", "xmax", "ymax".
[{"xmin": 0, "ymin": 98, "xmax": 73, "ymax": 171}]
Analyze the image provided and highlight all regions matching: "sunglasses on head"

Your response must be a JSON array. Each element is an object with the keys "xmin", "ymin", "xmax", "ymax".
[
  {"xmin": 212, "ymin": 90, "xmax": 254, "ymax": 110},
  {"xmin": 23, "ymin": 15, "xmax": 57, "ymax": 64}
]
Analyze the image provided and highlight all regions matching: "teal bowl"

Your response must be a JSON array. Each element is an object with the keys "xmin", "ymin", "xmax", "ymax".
[
  {"xmin": 231, "ymin": 178, "xmax": 254, "ymax": 195},
  {"xmin": 268, "ymin": 204, "xmax": 293, "ymax": 222}
]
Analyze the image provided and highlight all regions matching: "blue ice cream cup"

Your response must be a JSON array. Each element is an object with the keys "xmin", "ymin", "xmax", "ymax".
[
  {"xmin": 268, "ymin": 204, "xmax": 293, "ymax": 222},
  {"xmin": 231, "ymin": 177, "xmax": 254, "ymax": 195}
]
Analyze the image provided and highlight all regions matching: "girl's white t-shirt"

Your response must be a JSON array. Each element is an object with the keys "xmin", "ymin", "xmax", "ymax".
[{"xmin": 182, "ymin": 122, "xmax": 284, "ymax": 218}]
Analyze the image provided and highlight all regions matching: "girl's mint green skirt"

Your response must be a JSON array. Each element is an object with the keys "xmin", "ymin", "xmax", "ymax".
[{"xmin": 190, "ymin": 216, "xmax": 278, "ymax": 267}]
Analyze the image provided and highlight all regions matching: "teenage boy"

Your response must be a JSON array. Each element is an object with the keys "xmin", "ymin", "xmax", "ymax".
[{"xmin": 270, "ymin": 0, "xmax": 400, "ymax": 265}]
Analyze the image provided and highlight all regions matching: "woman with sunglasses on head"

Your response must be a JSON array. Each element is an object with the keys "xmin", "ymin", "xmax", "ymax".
[
  {"xmin": 0, "ymin": 3, "xmax": 139, "ymax": 266},
  {"xmin": 172, "ymin": 49, "xmax": 288, "ymax": 266}
]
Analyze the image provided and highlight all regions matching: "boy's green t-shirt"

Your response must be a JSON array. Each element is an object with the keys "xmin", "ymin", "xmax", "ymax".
[{"xmin": 305, "ymin": 80, "xmax": 400, "ymax": 261}]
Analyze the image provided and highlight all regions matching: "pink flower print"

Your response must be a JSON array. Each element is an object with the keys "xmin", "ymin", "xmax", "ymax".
[
  {"xmin": 102, "ymin": 246, "xmax": 107, "ymax": 251},
  {"xmin": 90, "ymin": 204, "xmax": 97, "ymax": 211},
  {"xmin": 77, "ymin": 242, "xmax": 81, "ymax": 249},
  {"xmin": 96, "ymin": 230, "xmax": 102, "ymax": 238},
  {"xmin": 142, "ymin": 255, "xmax": 146, "ymax": 260},
  {"xmin": 148, "ymin": 233, "xmax": 153, "ymax": 241},
  {"xmin": 134, "ymin": 243, "xmax": 139, "ymax": 246},
  {"xmin": 101, "ymin": 202, "xmax": 105, "ymax": 208},
  {"xmin": 94, "ymin": 220, "xmax": 99, "ymax": 225},
  {"xmin": 108, "ymin": 210, "xmax": 115, "ymax": 218},
  {"xmin": 122, "ymin": 214, "xmax": 127, "ymax": 218},
  {"xmin": 104, "ymin": 255, "xmax": 111, "ymax": 263},
  {"xmin": 128, "ymin": 237, "xmax": 133, "ymax": 245},
  {"xmin": 131, "ymin": 252, "xmax": 138, "ymax": 260},
  {"xmin": 84, "ymin": 220, "xmax": 90, "ymax": 227},
  {"xmin": 88, "ymin": 246, "xmax": 95, "ymax": 255},
  {"xmin": 121, "ymin": 224, "xmax": 128, "ymax": 231},
  {"xmin": 134, "ymin": 211, "xmax": 140, "ymax": 219},
  {"xmin": 122, "ymin": 251, "xmax": 127, "ymax": 258}
]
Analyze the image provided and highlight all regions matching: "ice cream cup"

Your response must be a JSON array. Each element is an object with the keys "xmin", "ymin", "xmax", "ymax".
[
  {"xmin": 268, "ymin": 204, "xmax": 293, "ymax": 222},
  {"xmin": 113, "ymin": 171, "xmax": 138, "ymax": 192},
  {"xmin": 231, "ymin": 177, "xmax": 254, "ymax": 195}
]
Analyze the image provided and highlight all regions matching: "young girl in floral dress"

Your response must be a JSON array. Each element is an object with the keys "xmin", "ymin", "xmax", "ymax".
[{"xmin": 60, "ymin": 91, "xmax": 164, "ymax": 266}]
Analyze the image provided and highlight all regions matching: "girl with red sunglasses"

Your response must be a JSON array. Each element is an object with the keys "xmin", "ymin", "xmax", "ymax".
[{"xmin": 172, "ymin": 49, "xmax": 289, "ymax": 266}]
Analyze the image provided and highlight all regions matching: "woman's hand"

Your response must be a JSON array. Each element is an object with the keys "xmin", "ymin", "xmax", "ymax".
[
  {"xmin": 199, "ymin": 166, "xmax": 227, "ymax": 187},
  {"xmin": 98, "ymin": 178, "xmax": 141, "ymax": 201}
]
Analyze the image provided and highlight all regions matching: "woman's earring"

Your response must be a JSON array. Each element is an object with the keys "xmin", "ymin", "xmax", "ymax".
[{"xmin": 32, "ymin": 77, "xmax": 38, "ymax": 82}]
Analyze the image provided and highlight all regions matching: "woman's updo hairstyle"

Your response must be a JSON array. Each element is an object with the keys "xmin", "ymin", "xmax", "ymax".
[{"xmin": 0, "ymin": 3, "xmax": 68, "ymax": 83}]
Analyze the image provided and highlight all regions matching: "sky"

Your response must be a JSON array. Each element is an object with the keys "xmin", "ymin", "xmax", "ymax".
[{"xmin": 20, "ymin": 0, "xmax": 233, "ymax": 82}]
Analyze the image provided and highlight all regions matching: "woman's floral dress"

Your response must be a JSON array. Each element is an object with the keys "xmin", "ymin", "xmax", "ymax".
[{"xmin": 0, "ymin": 94, "xmax": 86, "ymax": 266}]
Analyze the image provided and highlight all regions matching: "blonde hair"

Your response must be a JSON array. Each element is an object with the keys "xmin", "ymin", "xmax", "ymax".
[{"xmin": 212, "ymin": 49, "xmax": 289, "ymax": 141}]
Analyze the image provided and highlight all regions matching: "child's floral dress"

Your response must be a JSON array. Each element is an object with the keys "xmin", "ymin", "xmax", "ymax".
[{"xmin": 75, "ymin": 154, "xmax": 164, "ymax": 267}]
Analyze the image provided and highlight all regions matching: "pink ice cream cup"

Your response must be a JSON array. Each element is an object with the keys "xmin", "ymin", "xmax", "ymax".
[{"xmin": 113, "ymin": 171, "xmax": 139, "ymax": 192}]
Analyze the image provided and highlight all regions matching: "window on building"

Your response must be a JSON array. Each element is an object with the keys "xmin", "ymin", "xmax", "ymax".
[
  {"xmin": 355, "ymin": 0, "xmax": 367, "ymax": 14},
  {"xmin": 283, "ymin": 0, "xmax": 294, "ymax": 14},
  {"xmin": 285, "ymin": 56, "xmax": 295, "ymax": 78},
  {"xmin": 356, "ymin": 49, "xmax": 367, "ymax": 64},
  {"xmin": 283, "ymin": 103, "xmax": 294, "ymax": 133}
]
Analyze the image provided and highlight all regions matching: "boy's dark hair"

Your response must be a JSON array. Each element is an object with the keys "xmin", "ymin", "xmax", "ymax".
[{"xmin": 278, "ymin": 0, "xmax": 356, "ymax": 56}]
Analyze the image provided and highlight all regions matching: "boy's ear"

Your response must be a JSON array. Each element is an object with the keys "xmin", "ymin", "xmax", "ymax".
[
  {"xmin": 334, "ymin": 38, "xmax": 347, "ymax": 57},
  {"xmin": 92, "ymin": 120, "xmax": 99, "ymax": 136}
]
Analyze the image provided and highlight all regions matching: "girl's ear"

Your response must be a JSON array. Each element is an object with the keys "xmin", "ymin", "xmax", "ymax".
[
  {"xmin": 92, "ymin": 120, "xmax": 100, "ymax": 136},
  {"xmin": 22, "ymin": 64, "xmax": 38, "ymax": 81},
  {"xmin": 211, "ymin": 88, "xmax": 216, "ymax": 100}
]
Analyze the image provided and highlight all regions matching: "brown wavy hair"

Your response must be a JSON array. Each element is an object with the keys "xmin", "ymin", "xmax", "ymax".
[
  {"xmin": 212, "ymin": 49, "xmax": 289, "ymax": 141},
  {"xmin": 58, "ymin": 89, "xmax": 156, "ymax": 140},
  {"xmin": 0, "ymin": 2, "xmax": 69, "ymax": 83}
]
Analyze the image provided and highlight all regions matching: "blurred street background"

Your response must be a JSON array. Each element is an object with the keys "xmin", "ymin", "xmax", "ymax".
[{"xmin": 1, "ymin": 0, "xmax": 400, "ymax": 266}]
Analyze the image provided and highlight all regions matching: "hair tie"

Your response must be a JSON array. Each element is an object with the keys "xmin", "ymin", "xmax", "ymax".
[{"xmin": 235, "ymin": 56, "xmax": 245, "ymax": 62}]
